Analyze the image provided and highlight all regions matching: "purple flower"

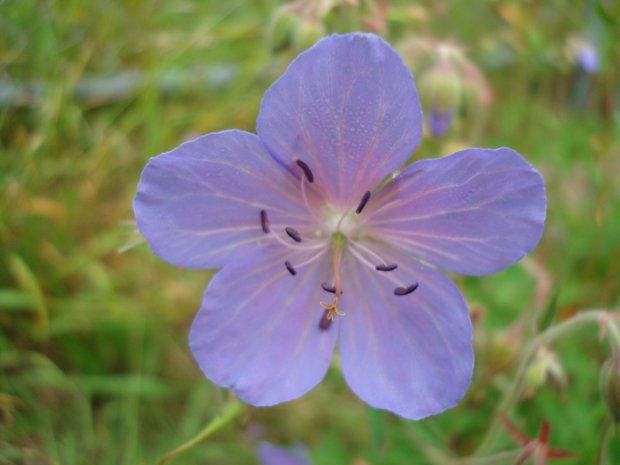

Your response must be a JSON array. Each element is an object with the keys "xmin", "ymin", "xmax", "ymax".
[
  {"xmin": 576, "ymin": 41, "xmax": 599, "ymax": 75},
  {"xmin": 257, "ymin": 442, "xmax": 312, "ymax": 465},
  {"xmin": 428, "ymin": 108, "xmax": 454, "ymax": 137},
  {"xmin": 134, "ymin": 33, "xmax": 546, "ymax": 420}
]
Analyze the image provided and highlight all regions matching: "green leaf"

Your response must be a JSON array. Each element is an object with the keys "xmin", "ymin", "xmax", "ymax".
[{"xmin": 0, "ymin": 288, "xmax": 39, "ymax": 311}]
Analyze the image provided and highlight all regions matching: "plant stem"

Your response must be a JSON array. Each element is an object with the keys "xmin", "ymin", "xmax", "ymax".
[
  {"xmin": 595, "ymin": 415, "xmax": 615, "ymax": 465},
  {"xmin": 452, "ymin": 449, "xmax": 521, "ymax": 465},
  {"xmin": 474, "ymin": 309, "xmax": 618, "ymax": 456},
  {"xmin": 158, "ymin": 398, "xmax": 245, "ymax": 465}
]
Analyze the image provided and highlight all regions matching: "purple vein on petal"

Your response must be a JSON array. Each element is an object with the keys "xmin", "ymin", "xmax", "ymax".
[
  {"xmin": 366, "ymin": 166, "xmax": 539, "ymax": 224},
  {"xmin": 202, "ymin": 248, "xmax": 321, "ymax": 344},
  {"xmin": 345, "ymin": 255, "xmax": 431, "ymax": 407},
  {"xmin": 342, "ymin": 249, "xmax": 470, "ymax": 417},
  {"xmin": 177, "ymin": 157, "xmax": 304, "ymax": 201},
  {"xmin": 348, "ymin": 74, "xmax": 386, "ymax": 193},
  {"xmin": 296, "ymin": 77, "xmax": 331, "ymax": 190},
  {"xmin": 265, "ymin": 261, "xmax": 331, "ymax": 385},
  {"xmin": 380, "ymin": 250, "xmax": 463, "ymax": 378},
  {"xmin": 335, "ymin": 69, "xmax": 360, "ymax": 203},
  {"xmin": 379, "ymin": 235, "xmax": 461, "ymax": 262}
]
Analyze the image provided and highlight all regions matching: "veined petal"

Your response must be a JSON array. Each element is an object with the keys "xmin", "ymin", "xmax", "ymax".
[
  {"xmin": 364, "ymin": 147, "xmax": 546, "ymax": 275},
  {"xmin": 257, "ymin": 33, "xmax": 423, "ymax": 209},
  {"xmin": 134, "ymin": 130, "xmax": 313, "ymax": 269},
  {"xmin": 189, "ymin": 246, "xmax": 336, "ymax": 406},
  {"xmin": 339, "ymin": 246, "xmax": 473, "ymax": 420}
]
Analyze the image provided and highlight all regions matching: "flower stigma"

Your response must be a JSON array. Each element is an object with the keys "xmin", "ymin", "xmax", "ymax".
[{"xmin": 318, "ymin": 231, "xmax": 346, "ymax": 330}]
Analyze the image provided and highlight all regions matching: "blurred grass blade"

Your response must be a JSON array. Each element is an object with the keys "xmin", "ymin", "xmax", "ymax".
[
  {"xmin": 366, "ymin": 408, "xmax": 385, "ymax": 462},
  {"xmin": 8, "ymin": 254, "xmax": 49, "ymax": 337},
  {"xmin": 0, "ymin": 288, "xmax": 39, "ymax": 312},
  {"xmin": 159, "ymin": 398, "xmax": 244, "ymax": 465},
  {"xmin": 73, "ymin": 374, "xmax": 172, "ymax": 398}
]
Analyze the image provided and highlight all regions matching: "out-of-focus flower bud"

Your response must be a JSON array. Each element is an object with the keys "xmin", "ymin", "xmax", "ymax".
[
  {"xmin": 524, "ymin": 346, "xmax": 568, "ymax": 397},
  {"xmin": 427, "ymin": 109, "xmax": 454, "ymax": 137},
  {"xmin": 566, "ymin": 36, "xmax": 599, "ymax": 75},
  {"xmin": 487, "ymin": 331, "xmax": 520, "ymax": 373},
  {"xmin": 293, "ymin": 19, "xmax": 325, "ymax": 52},
  {"xmin": 576, "ymin": 43, "xmax": 599, "ymax": 74},
  {"xmin": 419, "ymin": 65, "xmax": 462, "ymax": 137},
  {"xmin": 599, "ymin": 356, "xmax": 620, "ymax": 422},
  {"xmin": 420, "ymin": 66, "xmax": 463, "ymax": 114},
  {"xmin": 268, "ymin": 6, "xmax": 300, "ymax": 53},
  {"xmin": 475, "ymin": 326, "xmax": 520, "ymax": 377},
  {"xmin": 399, "ymin": 36, "xmax": 492, "ymax": 138}
]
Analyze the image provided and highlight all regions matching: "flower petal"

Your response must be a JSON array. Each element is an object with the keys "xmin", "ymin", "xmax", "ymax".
[
  {"xmin": 189, "ymin": 246, "xmax": 337, "ymax": 406},
  {"xmin": 339, "ymin": 246, "xmax": 473, "ymax": 420},
  {"xmin": 258, "ymin": 442, "xmax": 312, "ymax": 465},
  {"xmin": 257, "ymin": 33, "xmax": 423, "ymax": 209},
  {"xmin": 134, "ymin": 130, "xmax": 312, "ymax": 269},
  {"xmin": 365, "ymin": 147, "xmax": 546, "ymax": 275}
]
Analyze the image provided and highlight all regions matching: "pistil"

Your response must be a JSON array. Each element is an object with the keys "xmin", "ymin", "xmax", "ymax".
[
  {"xmin": 319, "ymin": 310, "xmax": 333, "ymax": 330},
  {"xmin": 319, "ymin": 232, "xmax": 345, "ymax": 328}
]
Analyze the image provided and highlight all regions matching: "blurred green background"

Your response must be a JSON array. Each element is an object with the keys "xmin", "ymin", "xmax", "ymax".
[{"xmin": 1, "ymin": 0, "xmax": 619, "ymax": 464}]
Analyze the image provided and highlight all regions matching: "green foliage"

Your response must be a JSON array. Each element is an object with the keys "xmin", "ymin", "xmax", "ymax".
[{"xmin": 1, "ymin": 0, "xmax": 619, "ymax": 464}]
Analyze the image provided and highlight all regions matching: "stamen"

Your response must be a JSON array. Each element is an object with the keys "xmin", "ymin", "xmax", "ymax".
[
  {"xmin": 357, "ymin": 198, "xmax": 407, "ymax": 228},
  {"xmin": 285, "ymin": 226, "xmax": 302, "ymax": 243},
  {"xmin": 321, "ymin": 282, "xmax": 337, "ymax": 293},
  {"xmin": 321, "ymin": 283, "xmax": 344, "ymax": 294},
  {"xmin": 348, "ymin": 244, "xmax": 406, "ymax": 289},
  {"xmin": 260, "ymin": 209, "xmax": 270, "ymax": 233},
  {"xmin": 299, "ymin": 172, "xmax": 324, "ymax": 226},
  {"xmin": 283, "ymin": 248, "xmax": 327, "ymax": 275},
  {"xmin": 347, "ymin": 245, "xmax": 381, "ymax": 273},
  {"xmin": 349, "ymin": 239, "xmax": 388, "ymax": 266},
  {"xmin": 394, "ymin": 283, "xmax": 419, "ymax": 296},
  {"xmin": 269, "ymin": 230, "xmax": 323, "ymax": 251},
  {"xmin": 285, "ymin": 261, "xmax": 297, "ymax": 276},
  {"xmin": 355, "ymin": 191, "xmax": 371, "ymax": 214},
  {"xmin": 375, "ymin": 264, "xmax": 398, "ymax": 272},
  {"xmin": 319, "ymin": 309, "xmax": 332, "ymax": 330},
  {"xmin": 296, "ymin": 159, "xmax": 314, "ymax": 183},
  {"xmin": 294, "ymin": 248, "xmax": 328, "ymax": 269}
]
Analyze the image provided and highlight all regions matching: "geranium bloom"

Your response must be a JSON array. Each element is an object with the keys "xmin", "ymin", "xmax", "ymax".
[{"xmin": 134, "ymin": 33, "xmax": 546, "ymax": 420}]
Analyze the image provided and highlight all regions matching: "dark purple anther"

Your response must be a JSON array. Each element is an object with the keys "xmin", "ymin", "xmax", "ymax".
[
  {"xmin": 319, "ymin": 310, "xmax": 332, "ymax": 330},
  {"xmin": 355, "ymin": 191, "xmax": 371, "ymax": 214},
  {"xmin": 285, "ymin": 226, "xmax": 302, "ymax": 242},
  {"xmin": 296, "ymin": 159, "xmax": 314, "ymax": 183},
  {"xmin": 321, "ymin": 282, "xmax": 343, "ymax": 294},
  {"xmin": 260, "ymin": 210, "xmax": 270, "ymax": 233},
  {"xmin": 394, "ymin": 283, "xmax": 419, "ymax": 296},
  {"xmin": 285, "ymin": 261, "xmax": 296, "ymax": 276},
  {"xmin": 376, "ymin": 264, "xmax": 398, "ymax": 272}
]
